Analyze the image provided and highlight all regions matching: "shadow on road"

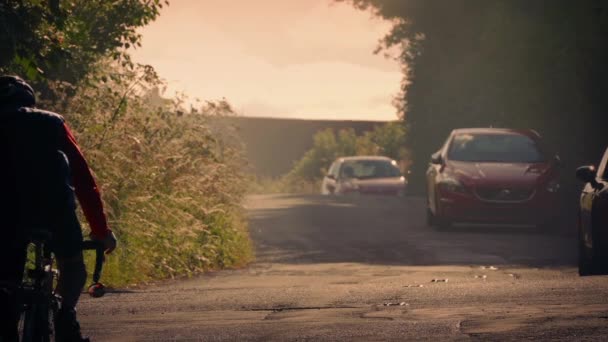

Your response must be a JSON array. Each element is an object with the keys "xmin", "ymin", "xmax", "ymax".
[{"xmin": 247, "ymin": 194, "xmax": 577, "ymax": 268}]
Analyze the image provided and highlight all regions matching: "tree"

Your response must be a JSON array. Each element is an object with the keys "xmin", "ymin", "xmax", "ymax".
[
  {"xmin": 365, "ymin": 122, "xmax": 408, "ymax": 161},
  {"xmin": 287, "ymin": 123, "xmax": 408, "ymax": 183},
  {"xmin": 0, "ymin": 0, "xmax": 165, "ymax": 95},
  {"xmin": 340, "ymin": 0, "xmax": 608, "ymax": 194},
  {"xmin": 289, "ymin": 128, "xmax": 339, "ymax": 182},
  {"xmin": 0, "ymin": 0, "xmax": 253, "ymax": 284}
]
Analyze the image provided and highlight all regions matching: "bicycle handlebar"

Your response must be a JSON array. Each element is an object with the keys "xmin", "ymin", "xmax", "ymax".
[{"xmin": 81, "ymin": 240, "xmax": 106, "ymax": 297}]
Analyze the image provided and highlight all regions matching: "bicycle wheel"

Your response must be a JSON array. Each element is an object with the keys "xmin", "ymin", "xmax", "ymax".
[
  {"xmin": 20, "ymin": 300, "xmax": 52, "ymax": 342},
  {"xmin": 36, "ymin": 299, "xmax": 51, "ymax": 342},
  {"xmin": 21, "ymin": 303, "xmax": 36, "ymax": 342}
]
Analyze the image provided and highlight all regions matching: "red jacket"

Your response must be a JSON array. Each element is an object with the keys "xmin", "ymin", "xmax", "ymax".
[{"xmin": 61, "ymin": 123, "xmax": 111, "ymax": 239}]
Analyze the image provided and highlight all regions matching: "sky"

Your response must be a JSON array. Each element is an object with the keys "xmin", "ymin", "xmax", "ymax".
[{"xmin": 131, "ymin": 0, "xmax": 402, "ymax": 121}]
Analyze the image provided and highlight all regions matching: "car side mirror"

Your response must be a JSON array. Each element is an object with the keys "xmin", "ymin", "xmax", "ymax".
[
  {"xmin": 576, "ymin": 165, "xmax": 602, "ymax": 189},
  {"xmin": 430, "ymin": 152, "xmax": 443, "ymax": 165}
]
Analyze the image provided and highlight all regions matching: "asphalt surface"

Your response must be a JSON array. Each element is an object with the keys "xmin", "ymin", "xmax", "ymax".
[{"xmin": 80, "ymin": 194, "xmax": 608, "ymax": 341}]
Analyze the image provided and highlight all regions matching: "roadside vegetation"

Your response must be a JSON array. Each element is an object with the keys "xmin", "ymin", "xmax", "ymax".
[
  {"xmin": 253, "ymin": 122, "xmax": 409, "ymax": 193},
  {"xmin": 1, "ymin": 1, "xmax": 252, "ymax": 286}
]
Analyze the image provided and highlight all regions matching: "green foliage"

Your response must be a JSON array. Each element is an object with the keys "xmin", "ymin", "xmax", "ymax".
[
  {"xmin": 0, "ymin": 0, "xmax": 165, "ymax": 89},
  {"xmin": 361, "ymin": 121, "xmax": 408, "ymax": 161},
  {"xmin": 285, "ymin": 122, "xmax": 408, "ymax": 186},
  {"xmin": 288, "ymin": 128, "xmax": 346, "ymax": 182},
  {"xmin": 341, "ymin": 0, "xmax": 608, "ymax": 193},
  {"xmin": 2, "ymin": 0, "xmax": 252, "ymax": 286},
  {"xmin": 46, "ymin": 64, "xmax": 252, "ymax": 285}
]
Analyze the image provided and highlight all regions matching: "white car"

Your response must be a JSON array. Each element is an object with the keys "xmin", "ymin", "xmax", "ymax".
[{"xmin": 321, "ymin": 156, "xmax": 407, "ymax": 196}]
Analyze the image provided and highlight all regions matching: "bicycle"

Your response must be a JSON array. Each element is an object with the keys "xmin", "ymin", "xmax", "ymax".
[{"xmin": 2, "ymin": 230, "xmax": 106, "ymax": 342}]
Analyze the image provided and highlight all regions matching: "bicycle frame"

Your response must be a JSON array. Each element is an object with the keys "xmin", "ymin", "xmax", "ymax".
[
  {"xmin": 13, "ymin": 233, "xmax": 106, "ymax": 342},
  {"xmin": 20, "ymin": 234, "xmax": 56, "ymax": 342}
]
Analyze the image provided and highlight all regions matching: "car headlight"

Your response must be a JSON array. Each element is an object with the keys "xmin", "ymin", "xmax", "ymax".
[
  {"xmin": 439, "ymin": 177, "xmax": 467, "ymax": 194},
  {"xmin": 546, "ymin": 180, "xmax": 561, "ymax": 193}
]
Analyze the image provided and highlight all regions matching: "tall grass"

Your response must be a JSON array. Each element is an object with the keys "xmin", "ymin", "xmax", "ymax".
[{"xmin": 43, "ymin": 64, "xmax": 252, "ymax": 286}]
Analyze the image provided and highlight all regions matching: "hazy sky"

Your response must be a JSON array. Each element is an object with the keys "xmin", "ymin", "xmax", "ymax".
[{"xmin": 132, "ymin": 0, "xmax": 402, "ymax": 121}]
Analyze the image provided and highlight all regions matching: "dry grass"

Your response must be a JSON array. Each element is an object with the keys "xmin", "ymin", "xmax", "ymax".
[{"xmin": 43, "ymin": 64, "xmax": 253, "ymax": 286}]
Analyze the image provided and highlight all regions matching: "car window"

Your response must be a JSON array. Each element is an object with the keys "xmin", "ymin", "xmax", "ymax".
[
  {"xmin": 340, "ymin": 160, "xmax": 401, "ymax": 179},
  {"xmin": 599, "ymin": 147, "xmax": 608, "ymax": 180},
  {"xmin": 448, "ymin": 133, "xmax": 546, "ymax": 163}
]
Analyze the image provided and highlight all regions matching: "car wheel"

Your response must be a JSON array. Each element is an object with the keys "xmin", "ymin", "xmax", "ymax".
[{"xmin": 429, "ymin": 195, "xmax": 451, "ymax": 230}]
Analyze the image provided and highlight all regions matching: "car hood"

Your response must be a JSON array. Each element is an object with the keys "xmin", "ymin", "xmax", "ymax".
[{"xmin": 446, "ymin": 161, "xmax": 553, "ymax": 186}]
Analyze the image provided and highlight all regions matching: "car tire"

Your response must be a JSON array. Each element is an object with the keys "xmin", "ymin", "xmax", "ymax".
[{"xmin": 430, "ymin": 195, "xmax": 451, "ymax": 230}]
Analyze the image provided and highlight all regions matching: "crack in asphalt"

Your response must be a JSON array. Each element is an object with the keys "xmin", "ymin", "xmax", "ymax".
[{"xmin": 244, "ymin": 305, "xmax": 362, "ymax": 312}]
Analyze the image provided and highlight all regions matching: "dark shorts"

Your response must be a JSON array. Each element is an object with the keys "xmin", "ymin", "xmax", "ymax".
[
  {"xmin": 1, "ymin": 209, "xmax": 84, "ymax": 264},
  {"xmin": 0, "ymin": 210, "xmax": 83, "ymax": 294},
  {"xmin": 49, "ymin": 210, "xmax": 84, "ymax": 258}
]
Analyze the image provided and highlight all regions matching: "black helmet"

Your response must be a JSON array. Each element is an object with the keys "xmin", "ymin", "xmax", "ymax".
[{"xmin": 0, "ymin": 75, "xmax": 36, "ymax": 107}]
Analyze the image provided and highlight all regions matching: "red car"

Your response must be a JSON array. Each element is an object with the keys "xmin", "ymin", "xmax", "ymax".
[
  {"xmin": 576, "ymin": 146, "xmax": 608, "ymax": 275},
  {"xmin": 426, "ymin": 128, "xmax": 561, "ymax": 229},
  {"xmin": 321, "ymin": 156, "xmax": 407, "ymax": 196}
]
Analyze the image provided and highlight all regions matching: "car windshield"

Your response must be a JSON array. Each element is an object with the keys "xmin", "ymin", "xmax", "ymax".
[
  {"xmin": 341, "ymin": 160, "xmax": 401, "ymax": 179},
  {"xmin": 448, "ymin": 133, "xmax": 546, "ymax": 163}
]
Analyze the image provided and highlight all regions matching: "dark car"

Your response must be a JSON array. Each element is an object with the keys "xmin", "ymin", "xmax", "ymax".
[
  {"xmin": 321, "ymin": 156, "xmax": 407, "ymax": 196},
  {"xmin": 576, "ymin": 147, "xmax": 608, "ymax": 276},
  {"xmin": 426, "ymin": 128, "xmax": 561, "ymax": 229}
]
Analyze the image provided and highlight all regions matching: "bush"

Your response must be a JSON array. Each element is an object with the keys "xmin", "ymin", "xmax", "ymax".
[
  {"xmin": 44, "ymin": 64, "xmax": 252, "ymax": 286},
  {"xmin": 284, "ymin": 122, "xmax": 409, "ymax": 188},
  {"xmin": 2, "ymin": 1, "xmax": 252, "ymax": 286}
]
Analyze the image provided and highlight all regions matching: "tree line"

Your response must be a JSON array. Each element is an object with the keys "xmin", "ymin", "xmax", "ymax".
[
  {"xmin": 276, "ymin": 122, "xmax": 408, "ymax": 192},
  {"xmin": 340, "ymin": 0, "xmax": 608, "ymax": 194}
]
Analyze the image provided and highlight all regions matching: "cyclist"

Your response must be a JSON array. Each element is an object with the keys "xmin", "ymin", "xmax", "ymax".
[{"xmin": 0, "ymin": 75, "xmax": 117, "ymax": 342}]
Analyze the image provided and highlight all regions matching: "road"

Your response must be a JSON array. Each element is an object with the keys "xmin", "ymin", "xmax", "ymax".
[{"xmin": 80, "ymin": 194, "xmax": 608, "ymax": 341}]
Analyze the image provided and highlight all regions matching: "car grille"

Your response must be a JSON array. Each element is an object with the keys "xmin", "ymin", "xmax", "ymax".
[{"xmin": 474, "ymin": 186, "xmax": 535, "ymax": 202}]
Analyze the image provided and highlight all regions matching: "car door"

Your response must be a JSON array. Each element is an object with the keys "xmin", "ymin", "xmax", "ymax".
[{"xmin": 581, "ymin": 148, "xmax": 608, "ymax": 255}]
